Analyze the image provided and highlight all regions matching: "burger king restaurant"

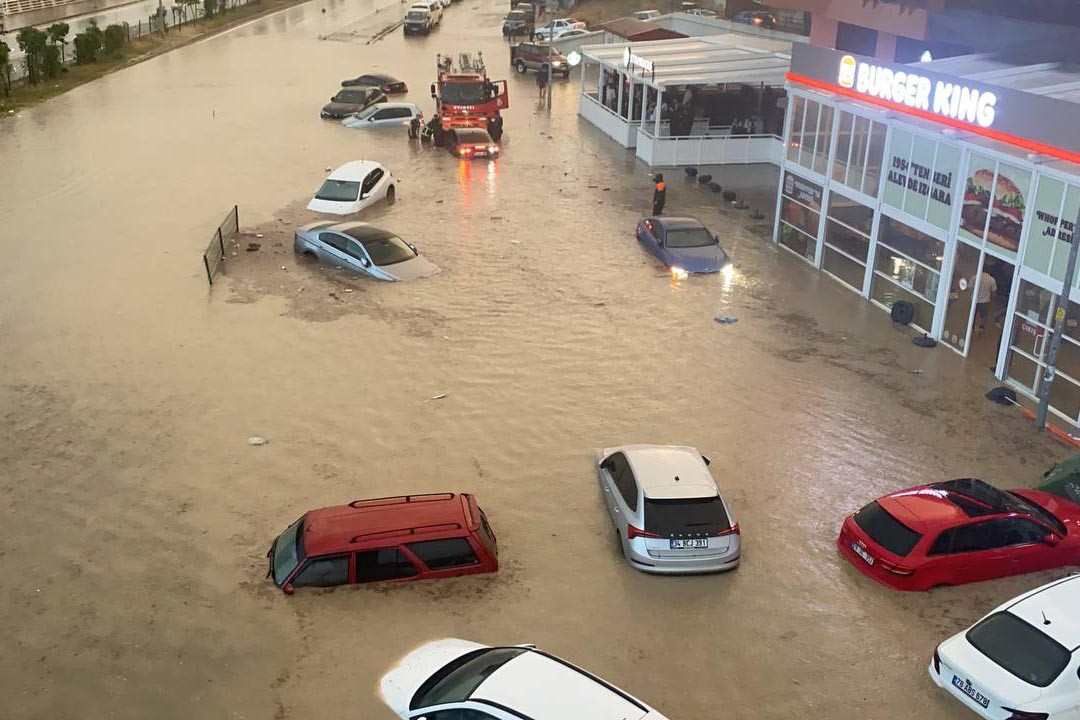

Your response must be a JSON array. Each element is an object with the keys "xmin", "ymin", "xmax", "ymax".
[{"xmin": 776, "ymin": 43, "xmax": 1080, "ymax": 428}]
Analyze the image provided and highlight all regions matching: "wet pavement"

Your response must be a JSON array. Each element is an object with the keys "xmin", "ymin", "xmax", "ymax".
[{"xmin": 0, "ymin": 1, "xmax": 1075, "ymax": 719}]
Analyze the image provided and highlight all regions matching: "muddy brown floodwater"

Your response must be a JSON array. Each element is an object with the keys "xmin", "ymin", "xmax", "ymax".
[{"xmin": 0, "ymin": 1, "xmax": 1074, "ymax": 719}]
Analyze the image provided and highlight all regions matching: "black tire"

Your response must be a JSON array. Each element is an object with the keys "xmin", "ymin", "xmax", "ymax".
[
  {"xmin": 891, "ymin": 301, "xmax": 915, "ymax": 325},
  {"xmin": 386, "ymin": 185, "xmax": 396, "ymax": 204},
  {"xmin": 515, "ymin": 59, "xmax": 527, "ymax": 74}
]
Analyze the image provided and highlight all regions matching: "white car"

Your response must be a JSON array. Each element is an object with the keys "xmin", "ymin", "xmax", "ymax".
[
  {"xmin": 381, "ymin": 639, "xmax": 671, "ymax": 720},
  {"xmin": 533, "ymin": 17, "xmax": 584, "ymax": 41},
  {"xmin": 554, "ymin": 28, "xmax": 591, "ymax": 40},
  {"xmin": 631, "ymin": 9, "xmax": 660, "ymax": 20},
  {"xmin": 342, "ymin": 102, "xmax": 421, "ymax": 128},
  {"xmin": 437, "ymin": 0, "xmax": 451, "ymax": 7},
  {"xmin": 929, "ymin": 574, "xmax": 1080, "ymax": 720},
  {"xmin": 306, "ymin": 161, "xmax": 395, "ymax": 216},
  {"xmin": 596, "ymin": 444, "xmax": 740, "ymax": 574},
  {"xmin": 411, "ymin": 1, "xmax": 441, "ymax": 24}
]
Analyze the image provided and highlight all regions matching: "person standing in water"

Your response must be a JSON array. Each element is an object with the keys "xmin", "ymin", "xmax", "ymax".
[{"xmin": 652, "ymin": 173, "xmax": 666, "ymax": 216}]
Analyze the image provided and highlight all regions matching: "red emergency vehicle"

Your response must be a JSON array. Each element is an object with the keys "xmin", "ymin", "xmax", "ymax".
[{"xmin": 429, "ymin": 51, "xmax": 509, "ymax": 136}]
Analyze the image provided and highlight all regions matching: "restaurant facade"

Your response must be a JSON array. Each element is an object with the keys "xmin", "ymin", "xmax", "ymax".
[{"xmin": 776, "ymin": 44, "xmax": 1080, "ymax": 428}]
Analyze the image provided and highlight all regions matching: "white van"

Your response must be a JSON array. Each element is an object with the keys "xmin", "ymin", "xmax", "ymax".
[{"xmin": 411, "ymin": 0, "xmax": 441, "ymax": 24}]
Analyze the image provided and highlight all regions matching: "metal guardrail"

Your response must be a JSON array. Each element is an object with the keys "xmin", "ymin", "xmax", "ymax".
[{"xmin": 202, "ymin": 205, "xmax": 239, "ymax": 286}]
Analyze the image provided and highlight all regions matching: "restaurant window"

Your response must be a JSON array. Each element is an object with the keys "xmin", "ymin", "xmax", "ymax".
[
  {"xmin": 1022, "ymin": 175, "xmax": 1080, "ymax": 289},
  {"xmin": 822, "ymin": 192, "xmax": 872, "ymax": 292},
  {"xmin": 881, "ymin": 129, "xmax": 961, "ymax": 231},
  {"xmin": 832, "ymin": 111, "xmax": 887, "ymax": 198},
  {"xmin": 786, "ymin": 95, "xmax": 833, "ymax": 175},
  {"xmin": 869, "ymin": 216, "xmax": 944, "ymax": 332},
  {"xmin": 958, "ymin": 154, "xmax": 1032, "ymax": 261},
  {"xmin": 778, "ymin": 170, "xmax": 822, "ymax": 263}
]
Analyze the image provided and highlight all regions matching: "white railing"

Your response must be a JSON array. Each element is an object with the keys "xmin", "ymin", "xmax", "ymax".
[
  {"xmin": 634, "ymin": 128, "xmax": 784, "ymax": 167},
  {"xmin": 578, "ymin": 92, "xmax": 641, "ymax": 148}
]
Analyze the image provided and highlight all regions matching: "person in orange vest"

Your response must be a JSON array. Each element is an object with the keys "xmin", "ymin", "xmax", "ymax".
[{"xmin": 652, "ymin": 173, "xmax": 666, "ymax": 216}]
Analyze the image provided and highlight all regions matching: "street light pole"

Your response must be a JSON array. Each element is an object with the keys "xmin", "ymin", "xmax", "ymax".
[
  {"xmin": 1035, "ymin": 202, "xmax": 1080, "ymax": 429},
  {"xmin": 546, "ymin": 60, "xmax": 552, "ymax": 109}
]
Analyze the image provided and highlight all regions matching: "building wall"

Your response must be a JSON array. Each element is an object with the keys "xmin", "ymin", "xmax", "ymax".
[
  {"xmin": 774, "ymin": 84, "xmax": 1080, "ymax": 428},
  {"xmin": 1, "ymin": 0, "xmax": 133, "ymax": 31}
]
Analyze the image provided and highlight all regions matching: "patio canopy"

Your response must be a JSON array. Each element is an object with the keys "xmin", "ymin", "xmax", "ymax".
[{"xmin": 580, "ymin": 34, "xmax": 792, "ymax": 89}]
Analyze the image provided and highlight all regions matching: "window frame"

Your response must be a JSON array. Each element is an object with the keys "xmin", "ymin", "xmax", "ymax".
[
  {"xmin": 406, "ymin": 537, "xmax": 482, "ymax": 571},
  {"xmin": 290, "ymin": 553, "xmax": 350, "ymax": 588},
  {"xmin": 319, "ymin": 232, "xmax": 348, "ymax": 252},
  {"xmin": 354, "ymin": 547, "xmax": 420, "ymax": 583},
  {"xmin": 361, "ymin": 168, "xmax": 385, "ymax": 197}
]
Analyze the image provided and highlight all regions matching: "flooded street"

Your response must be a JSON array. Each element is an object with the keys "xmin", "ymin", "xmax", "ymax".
[{"xmin": 0, "ymin": 1, "xmax": 1074, "ymax": 718}]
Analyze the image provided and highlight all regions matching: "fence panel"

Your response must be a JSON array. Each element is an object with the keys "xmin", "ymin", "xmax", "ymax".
[{"xmin": 202, "ymin": 205, "xmax": 239, "ymax": 286}]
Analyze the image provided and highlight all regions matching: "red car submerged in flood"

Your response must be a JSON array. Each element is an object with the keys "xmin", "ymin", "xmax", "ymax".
[{"xmin": 838, "ymin": 478, "xmax": 1080, "ymax": 591}]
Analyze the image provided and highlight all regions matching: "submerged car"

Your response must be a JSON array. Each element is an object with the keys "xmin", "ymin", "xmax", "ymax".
[
  {"xmin": 268, "ymin": 493, "xmax": 498, "ymax": 594},
  {"xmin": 929, "ymin": 574, "xmax": 1080, "ymax": 720},
  {"xmin": 838, "ymin": 478, "xmax": 1080, "ymax": 591},
  {"xmin": 635, "ymin": 216, "xmax": 730, "ymax": 275},
  {"xmin": 307, "ymin": 160, "xmax": 394, "ymax": 215},
  {"xmin": 342, "ymin": 102, "xmax": 421, "ymax": 128},
  {"xmin": 596, "ymin": 444, "xmax": 740, "ymax": 574},
  {"xmin": 341, "ymin": 72, "xmax": 408, "ymax": 94},
  {"xmin": 447, "ymin": 127, "xmax": 499, "ymax": 159},
  {"xmin": 294, "ymin": 221, "xmax": 440, "ymax": 281},
  {"xmin": 321, "ymin": 86, "xmax": 387, "ymax": 119},
  {"xmin": 380, "ymin": 639, "xmax": 671, "ymax": 720}
]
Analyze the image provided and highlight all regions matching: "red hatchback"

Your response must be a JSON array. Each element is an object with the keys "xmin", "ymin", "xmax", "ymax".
[
  {"xmin": 838, "ymin": 478, "xmax": 1080, "ymax": 591},
  {"xmin": 268, "ymin": 493, "xmax": 498, "ymax": 594}
]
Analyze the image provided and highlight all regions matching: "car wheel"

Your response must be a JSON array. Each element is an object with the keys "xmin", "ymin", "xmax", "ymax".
[
  {"xmin": 386, "ymin": 185, "xmax": 396, "ymax": 204},
  {"xmin": 515, "ymin": 59, "xmax": 527, "ymax": 74}
]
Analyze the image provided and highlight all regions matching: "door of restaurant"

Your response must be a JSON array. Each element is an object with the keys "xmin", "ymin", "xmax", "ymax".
[{"xmin": 942, "ymin": 243, "xmax": 1014, "ymax": 362}]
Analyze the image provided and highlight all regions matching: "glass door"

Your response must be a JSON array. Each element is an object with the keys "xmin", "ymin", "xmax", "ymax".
[{"xmin": 942, "ymin": 241, "xmax": 982, "ymax": 354}]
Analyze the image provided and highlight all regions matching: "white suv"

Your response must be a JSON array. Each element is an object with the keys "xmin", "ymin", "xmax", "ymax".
[
  {"xmin": 929, "ymin": 574, "xmax": 1080, "ymax": 720},
  {"xmin": 381, "ymin": 639, "xmax": 670, "ymax": 720}
]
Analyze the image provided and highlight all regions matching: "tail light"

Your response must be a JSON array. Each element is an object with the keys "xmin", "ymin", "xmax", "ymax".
[
  {"xmin": 716, "ymin": 523, "xmax": 740, "ymax": 537},
  {"xmin": 878, "ymin": 558, "xmax": 915, "ymax": 576},
  {"xmin": 932, "ymin": 648, "xmax": 941, "ymax": 674},
  {"xmin": 1002, "ymin": 710, "xmax": 1049, "ymax": 720},
  {"xmin": 627, "ymin": 525, "xmax": 660, "ymax": 540}
]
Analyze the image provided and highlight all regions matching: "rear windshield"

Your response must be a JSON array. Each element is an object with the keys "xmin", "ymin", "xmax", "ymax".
[
  {"xmin": 644, "ymin": 497, "xmax": 730, "ymax": 537},
  {"xmin": 407, "ymin": 10, "xmax": 427, "ymax": 19},
  {"xmin": 967, "ymin": 612, "xmax": 1071, "ymax": 687},
  {"xmin": 314, "ymin": 179, "xmax": 361, "ymax": 202},
  {"xmin": 852, "ymin": 501, "xmax": 922, "ymax": 557},
  {"xmin": 411, "ymin": 647, "xmax": 526, "ymax": 709}
]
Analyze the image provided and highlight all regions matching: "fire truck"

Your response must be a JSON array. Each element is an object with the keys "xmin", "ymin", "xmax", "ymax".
[{"xmin": 430, "ymin": 51, "xmax": 509, "ymax": 139}]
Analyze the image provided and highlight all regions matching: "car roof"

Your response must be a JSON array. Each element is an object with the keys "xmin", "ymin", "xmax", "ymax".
[
  {"xmin": 1004, "ymin": 575, "xmax": 1080, "ymax": 649},
  {"xmin": 361, "ymin": 72, "xmax": 399, "ymax": 82},
  {"xmin": 473, "ymin": 650, "xmax": 646, "ymax": 720},
  {"xmin": 876, "ymin": 486, "xmax": 970, "ymax": 533},
  {"xmin": 302, "ymin": 493, "xmax": 472, "ymax": 556},
  {"xmin": 370, "ymin": 102, "xmax": 418, "ymax": 111},
  {"xmin": 456, "ymin": 128, "xmax": 493, "ymax": 142},
  {"xmin": 326, "ymin": 160, "xmax": 384, "ymax": 181},
  {"xmin": 619, "ymin": 444, "xmax": 718, "ymax": 499},
  {"xmin": 650, "ymin": 216, "xmax": 706, "ymax": 230}
]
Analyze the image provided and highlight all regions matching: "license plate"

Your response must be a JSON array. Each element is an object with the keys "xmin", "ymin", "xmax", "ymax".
[
  {"xmin": 670, "ymin": 539, "xmax": 708, "ymax": 549},
  {"xmin": 851, "ymin": 542, "xmax": 874, "ymax": 565},
  {"xmin": 951, "ymin": 676, "xmax": 990, "ymax": 708}
]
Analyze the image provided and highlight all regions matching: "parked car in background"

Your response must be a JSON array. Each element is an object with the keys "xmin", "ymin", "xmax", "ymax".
[
  {"xmin": 838, "ymin": 478, "xmax": 1080, "ymax": 591},
  {"xmin": 533, "ymin": 17, "xmax": 584, "ymax": 41},
  {"xmin": 402, "ymin": 6, "xmax": 432, "ymax": 34},
  {"xmin": 321, "ymin": 86, "xmax": 387, "ymax": 119},
  {"xmin": 733, "ymin": 10, "xmax": 777, "ymax": 28},
  {"xmin": 415, "ymin": 0, "xmax": 441, "ymax": 24},
  {"xmin": 596, "ymin": 444, "xmax": 740, "ymax": 574},
  {"xmin": 631, "ymin": 9, "xmax": 660, "ymax": 20},
  {"xmin": 341, "ymin": 72, "xmax": 408, "ymax": 94},
  {"xmin": 446, "ymin": 127, "xmax": 500, "ymax": 159},
  {"xmin": 929, "ymin": 574, "xmax": 1080, "ymax": 720},
  {"xmin": 295, "ymin": 221, "xmax": 441, "ymax": 281},
  {"xmin": 680, "ymin": 3, "xmax": 717, "ymax": 17},
  {"xmin": 510, "ymin": 42, "xmax": 571, "ymax": 77},
  {"xmin": 380, "ymin": 639, "xmax": 672, "ymax": 719},
  {"xmin": 268, "ymin": 493, "xmax": 496, "ymax": 594},
  {"xmin": 306, "ymin": 161, "xmax": 395, "ymax": 215},
  {"xmin": 502, "ymin": 8, "xmax": 534, "ymax": 37},
  {"xmin": 635, "ymin": 216, "xmax": 731, "ymax": 275},
  {"xmin": 553, "ymin": 28, "xmax": 590, "ymax": 40},
  {"xmin": 342, "ymin": 102, "xmax": 421, "ymax": 128}
]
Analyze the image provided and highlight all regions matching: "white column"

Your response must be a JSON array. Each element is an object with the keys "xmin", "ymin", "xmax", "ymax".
[
  {"xmin": 616, "ymin": 71, "xmax": 624, "ymax": 119},
  {"xmin": 654, "ymin": 87, "xmax": 663, "ymax": 136},
  {"xmin": 640, "ymin": 81, "xmax": 649, "ymax": 129}
]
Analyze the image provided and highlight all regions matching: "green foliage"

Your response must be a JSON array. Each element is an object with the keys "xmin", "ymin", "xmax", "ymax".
[
  {"xmin": 203, "ymin": 0, "xmax": 216, "ymax": 18},
  {"xmin": 42, "ymin": 45, "xmax": 61, "ymax": 78},
  {"xmin": 0, "ymin": 40, "xmax": 10, "ymax": 97},
  {"xmin": 103, "ymin": 24, "xmax": 126, "ymax": 55},
  {"xmin": 16, "ymin": 28, "xmax": 47, "ymax": 85},
  {"xmin": 46, "ymin": 22, "xmax": 70, "ymax": 63},
  {"xmin": 73, "ymin": 26, "xmax": 103, "ymax": 65}
]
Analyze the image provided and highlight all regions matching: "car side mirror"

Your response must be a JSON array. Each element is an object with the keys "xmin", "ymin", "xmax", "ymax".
[
  {"xmin": 283, "ymin": 583, "xmax": 295, "ymax": 595},
  {"xmin": 1044, "ymin": 534, "xmax": 1061, "ymax": 546},
  {"xmin": 702, "ymin": 455, "xmax": 711, "ymax": 466}
]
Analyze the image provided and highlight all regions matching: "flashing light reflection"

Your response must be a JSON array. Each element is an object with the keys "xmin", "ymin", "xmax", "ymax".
[{"xmin": 670, "ymin": 266, "xmax": 689, "ymax": 280}]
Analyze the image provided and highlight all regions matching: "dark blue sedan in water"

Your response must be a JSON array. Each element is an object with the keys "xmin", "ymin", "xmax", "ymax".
[{"xmin": 634, "ymin": 216, "xmax": 730, "ymax": 277}]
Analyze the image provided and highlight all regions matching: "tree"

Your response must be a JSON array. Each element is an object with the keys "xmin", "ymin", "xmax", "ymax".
[
  {"xmin": 0, "ymin": 40, "xmax": 10, "ymax": 97},
  {"xmin": 16, "ymin": 28, "xmax": 47, "ymax": 86},
  {"xmin": 203, "ymin": 0, "xmax": 215, "ymax": 19},
  {"xmin": 42, "ymin": 44, "xmax": 61, "ymax": 78},
  {"xmin": 73, "ymin": 24, "xmax": 103, "ymax": 64},
  {"xmin": 103, "ymin": 24, "xmax": 125, "ymax": 54},
  {"xmin": 46, "ymin": 22, "xmax": 70, "ymax": 64}
]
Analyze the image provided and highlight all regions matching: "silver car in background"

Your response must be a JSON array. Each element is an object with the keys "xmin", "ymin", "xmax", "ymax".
[{"xmin": 596, "ymin": 444, "xmax": 740, "ymax": 574}]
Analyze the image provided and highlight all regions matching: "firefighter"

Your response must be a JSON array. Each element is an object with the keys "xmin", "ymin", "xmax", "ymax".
[
  {"xmin": 652, "ymin": 173, "xmax": 666, "ymax": 216},
  {"xmin": 487, "ymin": 115, "xmax": 503, "ymax": 142}
]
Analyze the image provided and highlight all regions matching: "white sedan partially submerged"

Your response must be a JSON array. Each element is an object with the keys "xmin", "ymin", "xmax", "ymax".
[
  {"xmin": 307, "ymin": 160, "xmax": 395, "ymax": 216},
  {"xmin": 341, "ymin": 102, "xmax": 421, "ymax": 129},
  {"xmin": 381, "ymin": 639, "xmax": 670, "ymax": 720}
]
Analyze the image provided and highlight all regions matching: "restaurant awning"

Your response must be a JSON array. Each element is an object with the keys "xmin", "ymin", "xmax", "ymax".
[{"xmin": 580, "ymin": 34, "xmax": 793, "ymax": 89}]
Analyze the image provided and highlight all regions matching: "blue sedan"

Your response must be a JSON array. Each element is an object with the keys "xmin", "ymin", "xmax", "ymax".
[
  {"xmin": 294, "ymin": 220, "xmax": 440, "ymax": 281},
  {"xmin": 634, "ymin": 216, "xmax": 730, "ymax": 276}
]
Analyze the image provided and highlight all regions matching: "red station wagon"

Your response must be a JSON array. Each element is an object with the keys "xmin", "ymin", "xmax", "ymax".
[
  {"xmin": 838, "ymin": 478, "xmax": 1080, "ymax": 591},
  {"xmin": 268, "ymin": 492, "xmax": 498, "ymax": 594}
]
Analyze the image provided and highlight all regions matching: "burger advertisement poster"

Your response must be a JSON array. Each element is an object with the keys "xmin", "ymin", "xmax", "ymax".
[{"xmin": 959, "ymin": 156, "xmax": 1030, "ymax": 254}]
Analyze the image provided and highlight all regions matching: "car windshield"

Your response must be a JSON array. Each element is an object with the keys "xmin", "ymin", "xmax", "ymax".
[
  {"xmin": 343, "ymin": 228, "xmax": 416, "ymax": 266},
  {"xmin": 411, "ymin": 647, "xmax": 527, "ymax": 709},
  {"xmin": 665, "ymin": 227, "xmax": 717, "ymax": 248},
  {"xmin": 644, "ymin": 497, "xmax": 730, "ymax": 536},
  {"xmin": 966, "ymin": 612, "xmax": 1071, "ymax": 687},
  {"xmin": 314, "ymin": 179, "xmax": 361, "ymax": 202},
  {"xmin": 1009, "ymin": 493, "xmax": 1068, "ymax": 535},
  {"xmin": 440, "ymin": 82, "xmax": 486, "ymax": 105},
  {"xmin": 270, "ymin": 517, "xmax": 306, "ymax": 586},
  {"xmin": 852, "ymin": 500, "xmax": 923, "ymax": 556}
]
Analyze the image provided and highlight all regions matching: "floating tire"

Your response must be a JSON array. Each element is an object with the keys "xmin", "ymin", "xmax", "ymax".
[
  {"xmin": 697, "ymin": 174, "xmax": 712, "ymax": 184},
  {"xmin": 891, "ymin": 301, "xmax": 915, "ymax": 325}
]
